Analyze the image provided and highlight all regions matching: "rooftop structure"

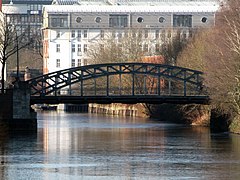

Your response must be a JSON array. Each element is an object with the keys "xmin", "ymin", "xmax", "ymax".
[
  {"xmin": 44, "ymin": 4, "xmax": 219, "ymax": 13},
  {"xmin": 3, "ymin": 0, "xmax": 52, "ymax": 5},
  {"xmin": 52, "ymin": 0, "xmax": 219, "ymax": 6}
]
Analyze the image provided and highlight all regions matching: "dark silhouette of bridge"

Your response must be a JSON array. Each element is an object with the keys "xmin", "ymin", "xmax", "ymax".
[{"xmin": 27, "ymin": 63, "xmax": 209, "ymax": 105}]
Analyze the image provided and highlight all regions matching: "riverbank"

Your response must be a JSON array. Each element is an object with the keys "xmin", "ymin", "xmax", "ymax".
[{"xmin": 88, "ymin": 103, "xmax": 238, "ymax": 133}]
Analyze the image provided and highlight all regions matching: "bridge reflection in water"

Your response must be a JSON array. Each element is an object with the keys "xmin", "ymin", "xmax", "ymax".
[{"xmin": 27, "ymin": 63, "xmax": 209, "ymax": 104}]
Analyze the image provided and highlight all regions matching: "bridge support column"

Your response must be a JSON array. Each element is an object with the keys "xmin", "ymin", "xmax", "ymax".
[{"xmin": 0, "ymin": 81, "xmax": 37, "ymax": 132}]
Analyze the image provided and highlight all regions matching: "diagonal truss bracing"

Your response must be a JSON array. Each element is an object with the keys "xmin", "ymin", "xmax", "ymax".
[{"xmin": 27, "ymin": 63, "xmax": 205, "ymax": 98}]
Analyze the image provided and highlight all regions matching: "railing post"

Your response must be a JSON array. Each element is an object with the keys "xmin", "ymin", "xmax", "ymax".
[
  {"xmin": 144, "ymin": 66, "xmax": 147, "ymax": 95},
  {"xmin": 41, "ymin": 77, "xmax": 45, "ymax": 96},
  {"xmin": 132, "ymin": 65, "xmax": 135, "ymax": 96},
  {"xmin": 168, "ymin": 81, "xmax": 171, "ymax": 95},
  {"xmin": 54, "ymin": 74, "xmax": 58, "ymax": 96},
  {"xmin": 94, "ymin": 69, "xmax": 96, "ymax": 96},
  {"xmin": 81, "ymin": 70, "xmax": 83, "ymax": 96},
  {"xmin": 107, "ymin": 66, "xmax": 109, "ymax": 96},
  {"xmin": 168, "ymin": 68, "xmax": 172, "ymax": 95},
  {"xmin": 196, "ymin": 74, "xmax": 200, "ymax": 94},
  {"xmin": 119, "ymin": 65, "xmax": 122, "ymax": 95},
  {"xmin": 184, "ymin": 71, "xmax": 187, "ymax": 96},
  {"xmin": 68, "ymin": 72, "xmax": 72, "ymax": 95},
  {"xmin": 158, "ymin": 67, "xmax": 161, "ymax": 96}
]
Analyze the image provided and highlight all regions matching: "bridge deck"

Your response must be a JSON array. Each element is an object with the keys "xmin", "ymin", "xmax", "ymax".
[{"xmin": 30, "ymin": 95, "xmax": 209, "ymax": 105}]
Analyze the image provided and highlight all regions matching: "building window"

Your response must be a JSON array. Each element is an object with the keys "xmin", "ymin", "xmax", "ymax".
[
  {"xmin": 51, "ymin": 16, "xmax": 68, "ymax": 27},
  {"xmin": 161, "ymin": 30, "xmax": 166, "ymax": 41},
  {"xmin": 21, "ymin": 15, "xmax": 28, "ymax": 23},
  {"xmin": 124, "ymin": 31, "xmax": 128, "ymax": 38},
  {"xmin": 100, "ymin": 44, "xmax": 104, "ymax": 52},
  {"xmin": 77, "ymin": 30, "xmax": 81, "ymax": 38},
  {"xmin": 144, "ymin": 30, "xmax": 148, "ymax": 38},
  {"xmin": 173, "ymin": 15, "xmax": 192, "ymax": 27},
  {"xmin": 77, "ymin": 59, "xmax": 81, "ymax": 66},
  {"xmin": 155, "ymin": 30, "xmax": 159, "ymax": 39},
  {"xmin": 155, "ymin": 44, "xmax": 160, "ymax": 53},
  {"xmin": 56, "ymin": 31, "xmax": 61, "ymax": 38},
  {"xmin": 72, "ymin": 30, "xmax": 75, "ymax": 38},
  {"xmin": 144, "ymin": 44, "xmax": 148, "ymax": 52},
  {"xmin": 51, "ymin": 18, "xmax": 57, "ymax": 26},
  {"xmin": 201, "ymin": 17, "xmax": 207, "ymax": 23},
  {"xmin": 56, "ymin": 59, "xmax": 60, "ymax": 67},
  {"xmin": 84, "ymin": 44, "xmax": 87, "ymax": 52},
  {"xmin": 56, "ymin": 44, "xmax": 60, "ymax": 52},
  {"xmin": 138, "ymin": 31, "xmax": 142, "ymax": 38},
  {"xmin": 76, "ymin": 17, "xmax": 83, "ymax": 23},
  {"xmin": 77, "ymin": 44, "xmax": 81, "ymax": 52},
  {"xmin": 132, "ymin": 31, "xmax": 136, "ymax": 38},
  {"xmin": 118, "ymin": 32, "xmax": 122, "ymax": 39},
  {"xmin": 95, "ymin": 17, "xmax": 102, "ymax": 23},
  {"xmin": 137, "ymin": 17, "xmax": 144, "ymax": 23},
  {"xmin": 167, "ymin": 30, "xmax": 171, "ymax": 38},
  {"xmin": 189, "ymin": 30, "xmax": 193, "ymax": 38},
  {"xmin": 72, "ymin": 44, "xmax": 75, "ymax": 53},
  {"xmin": 109, "ymin": 15, "xmax": 128, "ymax": 28},
  {"xmin": 71, "ymin": 59, "xmax": 75, "ymax": 67},
  {"xmin": 139, "ymin": 43, "xmax": 142, "ymax": 50},
  {"xmin": 182, "ymin": 30, "xmax": 187, "ymax": 40},
  {"xmin": 83, "ymin": 59, "xmax": 87, "ymax": 65},
  {"xmin": 159, "ymin": 17, "xmax": 165, "ymax": 23},
  {"xmin": 112, "ymin": 31, "xmax": 116, "ymax": 38},
  {"xmin": 83, "ymin": 30, "xmax": 88, "ymax": 38},
  {"xmin": 100, "ymin": 30, "xmax": 104, "ymax": 38}
]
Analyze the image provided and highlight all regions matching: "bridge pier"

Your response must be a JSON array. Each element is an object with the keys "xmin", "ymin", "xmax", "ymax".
[{"xmin": 0, "ymin": 81, "xmax": 37, "ymax": 132}]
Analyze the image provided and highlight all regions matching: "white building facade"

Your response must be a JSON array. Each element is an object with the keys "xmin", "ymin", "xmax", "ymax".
[{"xmin": 42, "ymin": 0, "xmax": 220, "ymax": 74}]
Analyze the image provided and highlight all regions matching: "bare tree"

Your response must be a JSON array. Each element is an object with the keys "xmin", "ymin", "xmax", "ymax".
[
  {"xmin": 0, "ymin": 15, "xmax": 33, "ymax": 93},
  {"xmin": 161, "ymin": 29, "xmax": 188, "ymax": 65},
  {"xmin": 87, "ymin": 29, "xmax": 144, "ymax": 64},
  {"xmin": 177, "ymin": 0, "xmax": 240, "ymax": 132},
  {"xmin": 86, "ymin": 29, "xmax": 169, "ymax": 115}
]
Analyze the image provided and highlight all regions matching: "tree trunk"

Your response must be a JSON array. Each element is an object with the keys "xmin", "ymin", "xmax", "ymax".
[
  {"xmin": 1, "ymin": 61, "xmax": 5, "ymax": 94},
  {"xmin": 1, "ymin": 58, "xmax": 6, "ymax": 94}
]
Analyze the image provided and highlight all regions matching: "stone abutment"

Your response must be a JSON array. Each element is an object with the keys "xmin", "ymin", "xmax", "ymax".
[{"xmin": 0, "ymin": 81, "xmax": 37, "ymax": 132}]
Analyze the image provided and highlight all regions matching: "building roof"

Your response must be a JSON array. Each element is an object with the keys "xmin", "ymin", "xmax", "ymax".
[
  {"xmin": 2, "ymin": 0, "xmax": 52, "ymax": 5},
  {"xmin": 43, "ymin": 2, "xmax": 220, "ymax": 13},
  {"xmin": 51, "ymin": 0, "xmax": 219, "ymax": 6},
  {"xmin": 2, "ymin": 4, "xmax": 29, "ymax": 14}
]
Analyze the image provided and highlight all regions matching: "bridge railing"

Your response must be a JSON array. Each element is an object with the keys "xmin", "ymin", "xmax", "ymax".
[{"xmin": 45, "ymin": 86, "xmax": 206, "ymax": 97}]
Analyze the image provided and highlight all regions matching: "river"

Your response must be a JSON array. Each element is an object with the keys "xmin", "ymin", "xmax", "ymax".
[{"xmin": 0, "ymin": 111, "xmax": 240, "ymax": 180}]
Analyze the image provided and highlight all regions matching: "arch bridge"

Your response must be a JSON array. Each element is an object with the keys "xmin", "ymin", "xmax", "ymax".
[{"xmin": 27, "ymin": 63, "xmax": 209, "ymax": 104}]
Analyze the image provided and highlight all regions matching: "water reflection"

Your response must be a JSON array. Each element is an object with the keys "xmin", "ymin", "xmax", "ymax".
[{"xmin": 0, "ymin": 111, "xmax": 239, "ymax": 179}]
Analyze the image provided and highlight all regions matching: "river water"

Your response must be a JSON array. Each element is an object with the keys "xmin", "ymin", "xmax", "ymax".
[{"xmin": 0, "ymin": 111, "xmax": 240, "ymax": 180}]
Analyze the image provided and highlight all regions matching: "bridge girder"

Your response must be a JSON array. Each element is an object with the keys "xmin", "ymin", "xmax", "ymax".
[{"xmin": 27, "ymin": 63, "xmax": 208, "ymax": 104}]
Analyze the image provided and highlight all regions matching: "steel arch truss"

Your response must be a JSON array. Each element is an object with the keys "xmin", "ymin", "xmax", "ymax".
[{"xmin": 28, "ymin": 63, "xmax": 205, "ymax": 99}]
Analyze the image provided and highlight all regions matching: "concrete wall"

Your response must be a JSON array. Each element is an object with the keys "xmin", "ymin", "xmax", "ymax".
[{"xmin": 89, "ymin": 103, "xmax": 147, "ymax": 117}]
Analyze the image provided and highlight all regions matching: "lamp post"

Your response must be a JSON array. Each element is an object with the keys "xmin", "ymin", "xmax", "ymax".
[
  {"xmin": 16, "ymin": 32, "xmax": 19, "ymax": 81},
  {"xmin": 14, "ymin": 25, "xmax": 20, "ymax": 82}
]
